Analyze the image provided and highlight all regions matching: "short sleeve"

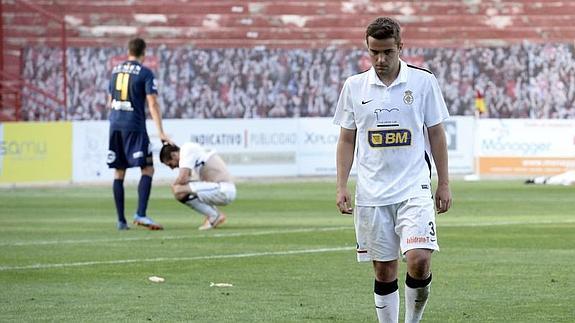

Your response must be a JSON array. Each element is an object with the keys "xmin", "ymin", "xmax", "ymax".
[
  {"xmin": 178, "ymin": 143, "xmax": 196, "ymax": 170},
  {"xmin": 423, "ymin": 75, "xmax": 449, "ymax": 127},
  {"xmin": 332, "ymin": 79, "xmax": 356, "ymax": 129},
  {"xmin": 144, "ymin": 69, "xmax": 158, "ymax": 95},
  {"xmin": 108, "ymin": 73, "xmax": 115, "ymax": 95}
]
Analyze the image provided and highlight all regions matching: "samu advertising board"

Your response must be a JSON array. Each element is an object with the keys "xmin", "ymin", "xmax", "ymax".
[{"xmin": 0, "ymin": 122, "xmax": 72, "ymax": 184}]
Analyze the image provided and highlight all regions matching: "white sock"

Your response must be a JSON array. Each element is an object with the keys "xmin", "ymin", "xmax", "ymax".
[
  {"xmin": 404, "ymin": 281, "xmax": 431, "ymax": 323},
  {"xmin": 374, "ymin": 290, "xmax": 399, "ymax": 323},
  {"xmin": 185, "ymin": 196, "xmax": 219, "ymax": 221}
]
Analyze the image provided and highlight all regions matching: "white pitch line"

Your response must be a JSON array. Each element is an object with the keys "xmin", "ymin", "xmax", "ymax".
[
  {"xmin": 0, "ymin": 246, "xmax": 354, "ymax": 271},
  {"xmin": 442, "ymin": 219, "xmax": 575, "ymax": 227},
  {"xmin": 2, "ymin": 219, "xmax": 574, "ymax": 248},
  {"xmin": 0, "ymin": 227, "xmax": 350, "ymax": 247},
  {"xmin": 2, "ymin": 219, "xmax": 574, "ymax": 271}
]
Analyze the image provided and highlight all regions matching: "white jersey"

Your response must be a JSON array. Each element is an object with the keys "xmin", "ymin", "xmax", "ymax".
[
  {"xmin": 546, "ymin": 170, "xmax": 575, "ymax": 185},
  {"xmin": 333, "ymin": 60, "xmax": 449, "ymax": 206},
  {"xmin": 179, "ymin": 142, "xmax": 216, "ymax": 178}
]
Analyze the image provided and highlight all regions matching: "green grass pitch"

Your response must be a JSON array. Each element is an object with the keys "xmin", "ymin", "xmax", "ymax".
[{"xmin": 0, "ymin": 180, "xmax": 574, "ymax": 322}]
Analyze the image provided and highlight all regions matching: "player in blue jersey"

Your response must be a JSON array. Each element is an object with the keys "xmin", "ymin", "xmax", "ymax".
[{"xmin": 107, "ymin": 38, "xmax": 171, "ymax": 230}]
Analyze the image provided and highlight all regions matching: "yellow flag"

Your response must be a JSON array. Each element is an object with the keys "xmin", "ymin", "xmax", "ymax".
[{"xmin": 475, "ymin": 91, "xmax": 486, "ymax": 114}]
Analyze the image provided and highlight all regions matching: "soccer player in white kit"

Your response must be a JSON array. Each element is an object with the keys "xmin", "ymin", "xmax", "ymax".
[
  {"xmin": 160, "ymin": 142, "xmax": 236, "ymax": 230},
  {"xmin": 525, "ymin": 170, "xmax": 575, "ymax": 186},
  {"xmin": 333, "ymin": 17, "xmax": 452, "ymax": 323}
]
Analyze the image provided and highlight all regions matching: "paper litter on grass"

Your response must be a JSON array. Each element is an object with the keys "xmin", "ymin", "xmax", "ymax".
[
  {"xmin": 210, "ymin": 282, "xmax": 233, "ymax": 287},
  {"xmin": 148, "ymin": 276, "xmax": 165, "ymax": 283}
]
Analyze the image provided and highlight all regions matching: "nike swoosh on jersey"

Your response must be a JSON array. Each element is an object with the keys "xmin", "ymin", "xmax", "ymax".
[{"xmin": 361, "ymin": 99, "xmax": 373, "ymax": 105}]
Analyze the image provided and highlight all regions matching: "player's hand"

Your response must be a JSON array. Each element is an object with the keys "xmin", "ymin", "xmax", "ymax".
[
  {"xmin": 159, "ymin": 134, "xmax": 174, "ymax": 146},
  {"xmin": 434, "ymin": 183, "xmax": 452, "ymax": 214},
  {"xmin": 336, "ymin": 188, "xmax": 353, "ymax": 215}
]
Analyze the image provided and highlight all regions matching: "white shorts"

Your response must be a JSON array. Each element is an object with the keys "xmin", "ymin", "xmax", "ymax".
[
  {"xmin": 188, "ymin": 181, "xmax": 236, "ymax": 206},
  {"xmin": 354, "ymin": 197, "xmax": 439, "ymax": 262}
]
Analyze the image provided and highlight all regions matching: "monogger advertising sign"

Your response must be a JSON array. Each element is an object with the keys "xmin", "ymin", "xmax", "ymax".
[{"xmin": 477, "ymin": 119, "xmax": 575, "ymax": 176}]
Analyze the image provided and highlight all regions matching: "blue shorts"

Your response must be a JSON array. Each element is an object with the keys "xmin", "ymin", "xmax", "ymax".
[{"xmin": 107, "ymin": 130, "xmax": 153, "ymax": 169}]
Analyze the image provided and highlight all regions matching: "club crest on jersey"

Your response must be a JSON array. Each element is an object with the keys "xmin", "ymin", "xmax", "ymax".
[
  {"xmin": 368, "ymin": 129, "xmax": 412, "ymax": 148},
  {"xmin": 106, "ymin": 150, "xmax": 116, "ymax": 163},
  {"xmin": 403, "ymin": 90, "xmax": 414, "ymax": 105}
]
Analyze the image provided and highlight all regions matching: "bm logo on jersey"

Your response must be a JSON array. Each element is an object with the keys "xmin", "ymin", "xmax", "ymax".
[{"xmin": 368, "ymin": 129, "xmax": 412, "ymax": 148}]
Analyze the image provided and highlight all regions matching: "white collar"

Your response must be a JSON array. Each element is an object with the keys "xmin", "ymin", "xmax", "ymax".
[{"xmin": 368, "ymin": 59, "xmax": 408, "ymax": 87}]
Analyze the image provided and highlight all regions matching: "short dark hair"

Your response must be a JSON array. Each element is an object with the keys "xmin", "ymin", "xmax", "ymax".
[
  {"xmin": 128, "ymin": 38, "xmax": 147, "ymax": 57},
  {"xmin": 160, "ymin": 143, "xmax": 180, "ymax": 164},
  {"xmin": 365, "ymin": 17, "xmax": 402, "ymax": 45}
]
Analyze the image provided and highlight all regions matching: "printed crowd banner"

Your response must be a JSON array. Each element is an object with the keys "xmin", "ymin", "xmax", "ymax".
[
  {"xmin": 477, "ymin": 119, "xmax": 575, "ymax": 176},
  {"xmin": 0, "ymin": 122, "xmax": 72, "ymax": 183}
]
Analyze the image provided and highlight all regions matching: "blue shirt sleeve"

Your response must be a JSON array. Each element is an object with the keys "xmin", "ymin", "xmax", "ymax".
[
  {"xmin": 108, "ymin": 74, "xmax": 114, "ymax": 95},
  {"xmin": 144, "ymin": 69, "xmax": 158, "ymax": 96}
]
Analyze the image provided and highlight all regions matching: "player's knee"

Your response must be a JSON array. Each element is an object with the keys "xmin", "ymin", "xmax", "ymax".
[
  {"xmin": 114, "ymin": 169, "xmax": 126, "ymax": 180},
  {"xmin": 220, "ymin": 183, "xmax": 236, "ymax": 205},
  {"xmin": 171, "ymin": 187, "xmax": 183, "ymax": 200},
  {"xmin": 176, "ymin": 193, "xmax": 190, "ymax": 204},
  {"xmin": 405, "ymin": 249, "xmax": 431, "ymax": 278},
  {"xmin": 172, "ymin": 184, "xmax": 190, "ymax": 197},
  {"xmin": 141, "ymin": 166, "xmax": 154, "ymax": 176},
  {"xmin": 373, "ymin": 260, "xmax": 398, "ymax": 282},
  {"xmin": 218, "ymin": 194, "xmax": 235, "ymax": 206}
]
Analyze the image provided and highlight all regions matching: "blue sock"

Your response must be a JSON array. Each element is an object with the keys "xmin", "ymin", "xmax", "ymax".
[
  {"xmin": 113, "ymin": 179, "xmax": 125, "ymax": 223},
  {"xmin": 136, "ymin": 175, "xmax": 153, "ymax": 217}
]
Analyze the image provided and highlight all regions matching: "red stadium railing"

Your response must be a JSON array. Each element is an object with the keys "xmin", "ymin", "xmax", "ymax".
[{"xmin": 1, "ymin": 0, "xmax": 68, "ymax": 121}]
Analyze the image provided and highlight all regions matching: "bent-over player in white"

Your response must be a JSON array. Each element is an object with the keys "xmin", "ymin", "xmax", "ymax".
[
  {"xmin": 160, "ymin": 142, "xmax": 236, "ymax": 230},
  {"xmin": 525, "ymin": 170, "xmax": 575, "ymax": 186},
  {"xmin": 334, "ymin": 17, "xmax": 452, "ymax": 323}
]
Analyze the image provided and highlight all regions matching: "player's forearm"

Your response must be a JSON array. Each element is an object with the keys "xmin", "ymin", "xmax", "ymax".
[
  {"xmin": 336, "ymin": 139, "xmax": 355, "ymax": 190},
  {"xmin": 174, "ymin": 175, "xmax": 188, "ymax": 186},
  {"xmin": 428, "ymin": 126, "xmax": 450, "ymax": 186},
  {"xmin": 175, "ymin": 169, "xmax": 191, "ymax": 185},
  {"xmin": 149, "ymin": 103, "xmax": 165, "ymax": 135},
  {"xmin": 433, "ymin": 153, "xmax": 449, "ymax": 186}
]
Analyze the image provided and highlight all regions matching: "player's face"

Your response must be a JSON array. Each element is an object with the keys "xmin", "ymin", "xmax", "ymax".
[
  {"xmin": 367, "ymin": 36, "xmax": 402, "ymax": 82},
  {"xmin": 164, "ymin": 156, "xmax": 179, "ymax": 169},
  {"xmin": 165, "ymin": 151, "xmax": 181, "ymax": 169}
]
